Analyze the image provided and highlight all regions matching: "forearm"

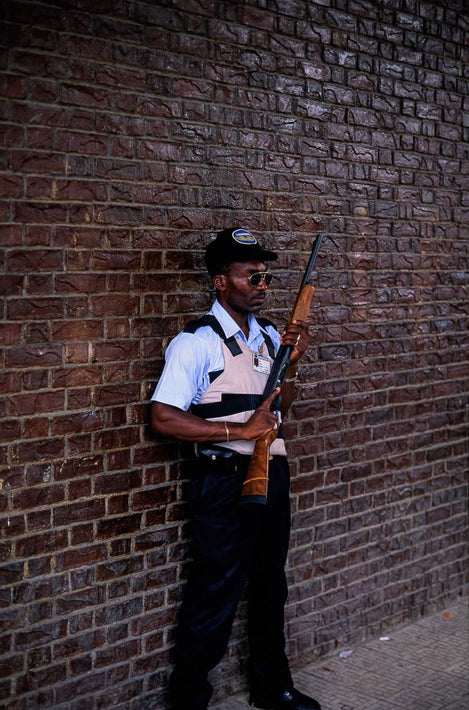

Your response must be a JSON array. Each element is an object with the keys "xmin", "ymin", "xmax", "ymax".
[
  {"xmin": 280, "ymin": 363, "xmax": 298, "ymax": 416},
  {"xmin": 151, "ymin": 402, "xmax": 241, "ymax": 443},
  {"xmin": 151, "ymin": 390, "xmax": 280, "ymax": 444}
]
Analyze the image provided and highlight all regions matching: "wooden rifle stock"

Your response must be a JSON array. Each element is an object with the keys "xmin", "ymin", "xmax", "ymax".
[
  {"xmin": 241, "ymin": 234, "xmax": 323, "ymax": 504},
  {"xmin": 241, "ymin": 427, "xmax": 279, "ymax": 501}
]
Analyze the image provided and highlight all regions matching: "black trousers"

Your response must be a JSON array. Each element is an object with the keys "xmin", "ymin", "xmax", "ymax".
[{"xmin": 169, "ymin": 451, "xmax": 293, "ymax": 710}]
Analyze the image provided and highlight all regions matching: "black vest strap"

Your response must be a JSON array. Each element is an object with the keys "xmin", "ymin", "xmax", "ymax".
[
  {"xmin": 184, "ymin": 314, "xmax": 276, "ymax": 358},
  {"xmin": 184, "ymin": 314, "xmax": 226, "ymax": 339},
  {"xmin": 191, "ymin": 393, "xmax": 264, "ymax": 419},
  {"xmin": 257, "ymin": 317, "xmax": 277, "ymax": 359},
  {"xmin": 259, "ymin": 328, "xmax": 275, "ymax": 359},
  {"xmin": 184, "ymin": 315, "xmax": 242, "ymax": 355},
  {"xmin": 224, "ymin": 336, "xmax": 243, "ymax": 356}
]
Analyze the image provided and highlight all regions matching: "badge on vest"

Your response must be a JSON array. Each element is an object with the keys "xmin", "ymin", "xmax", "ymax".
[{"xmin": 253, "ymin": 352, "xmax": 271, "ymax": 374}]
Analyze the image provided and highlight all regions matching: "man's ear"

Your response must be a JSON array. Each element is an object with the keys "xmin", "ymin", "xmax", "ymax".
[{"xmin": 213, "ymin": 274, "xmax": 226, "ymax": 291}]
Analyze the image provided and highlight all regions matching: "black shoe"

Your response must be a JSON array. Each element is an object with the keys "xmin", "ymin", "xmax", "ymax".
[{"xmin": 249, "ymin": 687, "xmax": 322, "ymax": 710}]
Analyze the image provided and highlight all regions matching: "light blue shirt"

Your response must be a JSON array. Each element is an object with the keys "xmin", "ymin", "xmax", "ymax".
[{"xmin": 151, "ymin": 299, "xmax": 280, "ymax": 411}]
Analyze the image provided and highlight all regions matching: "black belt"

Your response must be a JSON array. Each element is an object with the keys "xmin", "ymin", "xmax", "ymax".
[{"xmin": 193, "ymin": 445, "xmax": 241, "ymax": 474}]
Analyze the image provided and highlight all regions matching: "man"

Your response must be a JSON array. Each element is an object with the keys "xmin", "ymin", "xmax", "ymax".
[{"xmin": 151, "ymin": 228, "xmax": 321, "ymax": 710}]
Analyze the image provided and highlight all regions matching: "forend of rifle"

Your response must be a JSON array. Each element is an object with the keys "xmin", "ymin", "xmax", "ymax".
[{"xmin": 262, "ymin": 233, "xmax": 323, "ymax": 399}]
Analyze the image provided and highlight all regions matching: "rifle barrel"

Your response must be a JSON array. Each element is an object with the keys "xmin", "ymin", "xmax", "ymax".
[{"xmin": 301, "ymin": 233, "xmax": 323, "ymax": 286}]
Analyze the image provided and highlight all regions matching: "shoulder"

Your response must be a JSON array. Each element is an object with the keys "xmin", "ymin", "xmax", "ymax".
[
  {"xmin": 256, "ymin": 316, "xmax": 278, "ymax": 332},
  {"xmin": 183, "ymin": 314, "xmax": 226, "ymax": 338},
  {"xmin": 166, "ymin": 320, "xmax": 220, "ymax": 360}
]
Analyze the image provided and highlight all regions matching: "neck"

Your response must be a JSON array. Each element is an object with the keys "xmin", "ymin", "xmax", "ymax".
[{"xmin": 217, "ymin": 298, "xmax": 250, "ymax": 337}]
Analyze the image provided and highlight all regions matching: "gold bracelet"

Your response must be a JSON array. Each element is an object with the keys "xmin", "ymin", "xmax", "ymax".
[{"xmin": 224, "ymin": 422, "xmax": 230, "ymax": 443}]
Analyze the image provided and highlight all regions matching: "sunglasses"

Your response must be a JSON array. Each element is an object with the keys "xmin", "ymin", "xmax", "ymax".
[{"xmin": 248, "ymin": 271, "xmax": 273, "ymax": 287}]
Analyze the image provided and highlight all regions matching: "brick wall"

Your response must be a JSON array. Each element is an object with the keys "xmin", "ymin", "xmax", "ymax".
[{"xmin": 1, "ymin": 0, "xmax": 468, "ymax": 707}]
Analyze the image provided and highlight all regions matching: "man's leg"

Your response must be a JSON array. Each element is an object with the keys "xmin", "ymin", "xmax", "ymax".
[
  {"xmin": 246, "ymin": 456, "xmax": 293, "ymax": 700},
  {"xmin": 169, "ymin": 458, "xmax": 261, "ymax": 710}
]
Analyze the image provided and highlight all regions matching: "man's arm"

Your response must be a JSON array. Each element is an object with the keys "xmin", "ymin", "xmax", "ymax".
[
  {"xmin": 151, "ymin": 388, "xmax": 281, "ymax": 443},
  {"xmin": 278, "ymin": 318, "xmax": 310, "ymax": 415}
]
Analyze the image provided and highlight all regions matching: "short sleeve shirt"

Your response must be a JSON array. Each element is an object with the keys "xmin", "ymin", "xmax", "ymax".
[{"xmin": 150, "ymin": 300, "xmax": 280, "ymax": 411}]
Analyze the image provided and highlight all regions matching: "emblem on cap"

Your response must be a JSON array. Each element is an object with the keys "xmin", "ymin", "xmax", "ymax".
[{"xmin": 232, "ymin": 229, "xmax": 257, "ymax": 245}]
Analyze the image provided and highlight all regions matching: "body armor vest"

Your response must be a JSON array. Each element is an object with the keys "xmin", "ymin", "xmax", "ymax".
[{"xmin": 186, "ymin": 315, "xmax": 287, "ymax": 457}]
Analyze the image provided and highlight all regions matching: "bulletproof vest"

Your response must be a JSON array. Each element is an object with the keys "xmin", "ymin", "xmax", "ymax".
[{"xmin": 185, "ymin": 315, "xmax": 287, "ymax": 456}]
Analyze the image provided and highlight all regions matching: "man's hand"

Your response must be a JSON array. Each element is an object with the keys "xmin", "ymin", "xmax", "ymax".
[
  {"xmin": 281, "ymin": 318, "xmax": 310, "ymax": 364},
  {"xmin": 241, "ymin": 388, "xmax": 280, "ymax": 441}
]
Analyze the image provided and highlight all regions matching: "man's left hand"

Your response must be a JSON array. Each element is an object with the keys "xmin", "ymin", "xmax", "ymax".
[{"xmin": 281, "ymin": 319, "xmax": 310, "ymax": 364}]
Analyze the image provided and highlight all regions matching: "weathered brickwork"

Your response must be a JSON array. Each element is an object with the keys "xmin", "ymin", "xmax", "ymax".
[{"xmin": 0, "ymin": 0, "xmax": 468, "ymax": 707}]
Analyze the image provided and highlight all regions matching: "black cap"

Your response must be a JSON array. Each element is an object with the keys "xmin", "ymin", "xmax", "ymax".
[{"xmin": 205, "ymin": 228, "xmax": 277, "ymax": 276}]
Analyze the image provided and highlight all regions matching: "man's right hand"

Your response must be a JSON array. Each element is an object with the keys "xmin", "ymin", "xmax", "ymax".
[{"xmin": 241, "ymin": 388, "xmax": 280, "ymax": 441}]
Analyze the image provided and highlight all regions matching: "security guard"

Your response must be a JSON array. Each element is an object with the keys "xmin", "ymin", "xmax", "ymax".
[{"xmin": 151, "ymin": 228, "xmax": 321, "ymax": 710}]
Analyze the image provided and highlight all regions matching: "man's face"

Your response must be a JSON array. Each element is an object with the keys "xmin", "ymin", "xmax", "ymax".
[{"xmin": 214, "ymin": 260, "xmax": 271, "ymax": 316}]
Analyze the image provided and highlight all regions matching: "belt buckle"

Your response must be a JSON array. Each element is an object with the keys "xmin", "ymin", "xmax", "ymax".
[{"xmin": 198, "ymin": 445, "xmax": 233, "ymax": 461}]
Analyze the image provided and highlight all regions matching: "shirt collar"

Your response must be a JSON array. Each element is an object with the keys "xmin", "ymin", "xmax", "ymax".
[{"xmin": 210, "ymin": 299, "xmax": 262, "ymax": 345}]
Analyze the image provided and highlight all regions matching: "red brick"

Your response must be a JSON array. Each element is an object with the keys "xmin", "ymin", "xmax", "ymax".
[
  {"xmin": 92, "ymin": 340, "xmax": 139, "ymax": 362},
  {"xmin": 94, "ymin": 383, "xmax": 140, "ymax": 407},
  {"xmin": 55, "ymin": 179, "xmax": 108, "ymax": 201},
  {"xmin": 131, "ymin": 486, "xmax": 174, "ymax": 511},
  {"xmin": 51, "ymin": 319, "xmax": 103, "ymax": 341},
  {"xmin": 64, "ymin": 341, "xmax": 89, "ymax": 363},
  {"xmin": 11, "ymin": 483, "xmax": 65, "ymax": 511},
  {"xmin": 51, "ymin": 410, "xmax": 104, "ymax": 436},
  {"xmin": 52, "ymin": 366, "xmax": 101, "ymax": 387},
  {"xmin": 11, "ymin": 438, "xmax": 65, "ymax": 464},
  {"xmin": 59, "ymin": 545, "xmax": 107, "ymax": 572},
  {"xmin": 23, "ymin": 323, "xmax": 52, "ymax": 348},
  {"xmin": 53, "ymin": 630, "xmax": 104, "ymax": 660},
  {"xmin": 9, "ymin": 390, "xmax": 65, "ymax": 416},
  {"xmin": 56, "ymin": 129, "xmax": 108, "ymax": 155},
  {"xmin": 90, "ymin": 295, "xmax": 139, "ymax": 317},
  {"xmin": 0, "ymin": 174, "xmax": 23, "ymax": 198},
  {"xmin": 53, "ymin": 499, "xmax": 105, "ymax": 526},
  {"xmin": 7, "ymin": 298, "xmax": 64, "ymax": 321},
  {"xmin": 21, "ymin": 417, "xmax": 49, "ymax": 440},
  {"xmin": 67, "ymin": 387, "xmax": 92, "ymax": 409},
  {"xmin": 91, "ymin": 250, "xmax": 141, "ymax": 270},
  {"xmin": 60, "ymin": 82, "xmax": 110, "ymax": 108},
  {"xmin": 67, "ymin": 432, "xmax": 93, "ymax": 455},
  {"xmin": 26, "ymin": 273, "xmax": 54, "ymax": 294},
  {"xmin": 15, "ymin": 529, "xmax": 68, "ymax": 558}
]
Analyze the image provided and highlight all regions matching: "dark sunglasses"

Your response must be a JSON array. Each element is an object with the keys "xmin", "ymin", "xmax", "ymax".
[{"xmin": 248, "ymin": 271, "xmax": 273, "ymax": 287}]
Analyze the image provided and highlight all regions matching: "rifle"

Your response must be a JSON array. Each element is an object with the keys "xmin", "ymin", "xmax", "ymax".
[{"xmin": 241, "ymin": 233, "xmax": 324, "ymax": 504}]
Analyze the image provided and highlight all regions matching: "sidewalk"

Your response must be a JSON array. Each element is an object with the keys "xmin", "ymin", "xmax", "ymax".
[{"xmin": 212, "ymin": 596, "xmax": 468, "ymax": 710}]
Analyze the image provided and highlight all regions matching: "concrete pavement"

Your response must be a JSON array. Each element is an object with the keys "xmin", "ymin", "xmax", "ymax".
[{"xmin": 212, "ymin": 596, "xmax": 468, "ymax": 710}]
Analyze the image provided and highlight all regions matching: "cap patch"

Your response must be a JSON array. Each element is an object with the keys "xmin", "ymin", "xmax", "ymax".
[{"xmin": 232, "ymin": 229, "xmax": 257, "ymax": 245}]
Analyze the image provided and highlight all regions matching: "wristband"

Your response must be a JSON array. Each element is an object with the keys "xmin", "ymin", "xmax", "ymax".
[{"xmin": 284, "ymin": 372, "xmax": 298, "ymax": 383}]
